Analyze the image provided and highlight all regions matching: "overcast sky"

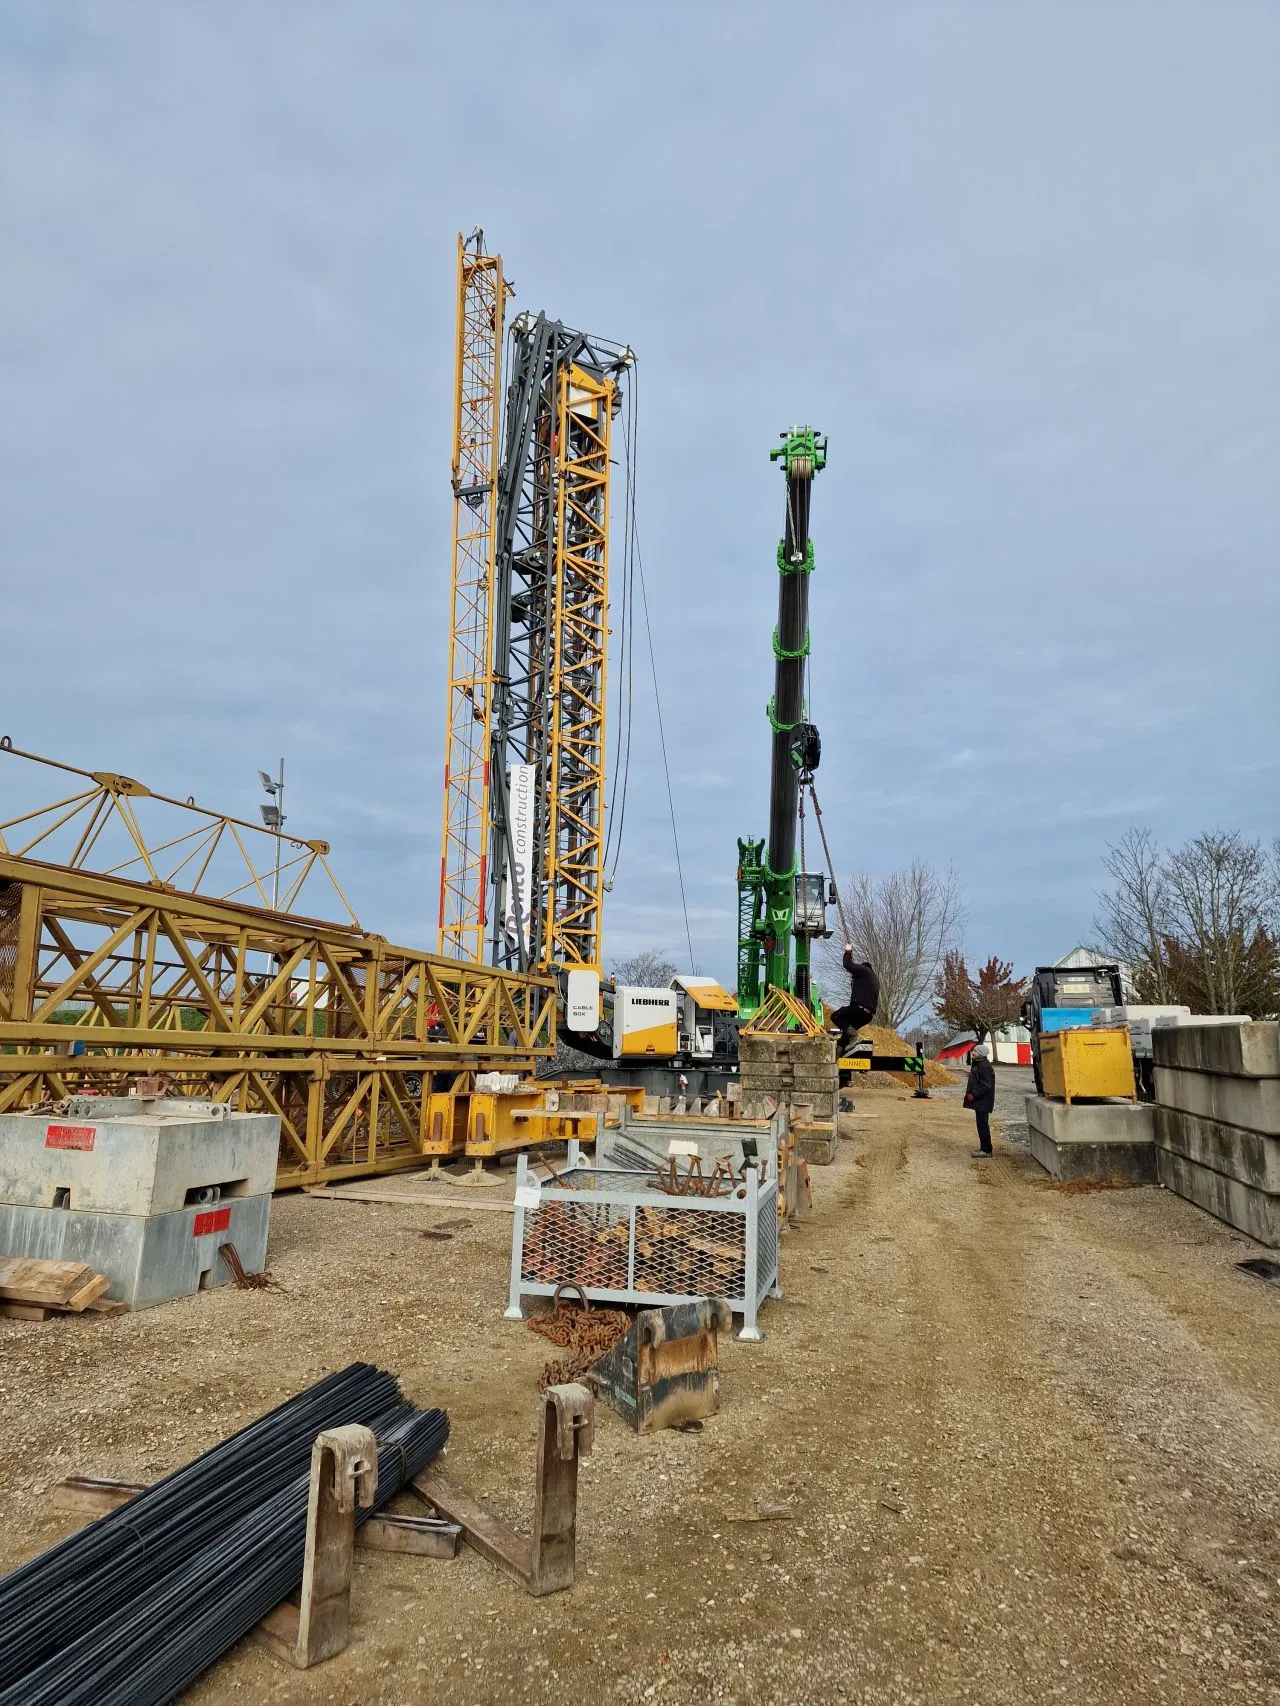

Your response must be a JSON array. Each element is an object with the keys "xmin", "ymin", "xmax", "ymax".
[{"xmin": 2, "ymin": 1, "xmax": 1278, "ymax": 992}]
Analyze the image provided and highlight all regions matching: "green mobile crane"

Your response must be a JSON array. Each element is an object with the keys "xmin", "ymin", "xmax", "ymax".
[
  {"xmin": 736, "ymin": 426, "xmax": 833, "ymax": 1023},
  {"xmin": 734, "ymin": 431, "xmax": 930, "ymax": 1094}
]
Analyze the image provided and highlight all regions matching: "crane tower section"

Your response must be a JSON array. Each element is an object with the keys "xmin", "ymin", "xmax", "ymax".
[
  {"xmin": 438, "ymin": 231, "xmax": 507, "ymax": 960},
  {"xmin": 489, "ymin": 314, "xmax": 632, "ymax": 975}
]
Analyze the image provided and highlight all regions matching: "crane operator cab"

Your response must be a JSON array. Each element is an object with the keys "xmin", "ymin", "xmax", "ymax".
[{"xmin": 793, "ymin": 872, "xmax": 835, "ymax": 940}]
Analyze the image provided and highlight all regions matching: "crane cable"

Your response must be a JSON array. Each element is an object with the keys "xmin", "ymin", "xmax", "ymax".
[
  {"xmin": 603, "ymin": 368, "xmax": 636, "ymax": 884},
  {"xmin": 803, "ymin": 774, "xmax": 851, "ymax": 944},
  {"xmin": 600, "ymin": 360, "xmax": 696, "ymax": 973},
  {"xmin": 637, "ymin": 537, "xmax": 697, "ymax": 975}
]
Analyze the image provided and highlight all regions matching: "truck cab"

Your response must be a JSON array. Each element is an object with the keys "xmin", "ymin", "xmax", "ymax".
[{"xmin": 1022, "ymin": 963, "xmax": 1124, "ymax": 1094}]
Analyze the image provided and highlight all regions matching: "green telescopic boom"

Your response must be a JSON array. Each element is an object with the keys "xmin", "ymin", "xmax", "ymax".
[{"xmin": 736, "ymin": 427, "xmax": 827, "ymax": 1022}]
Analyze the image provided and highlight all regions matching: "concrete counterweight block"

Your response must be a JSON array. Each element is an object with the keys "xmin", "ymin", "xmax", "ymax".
[
  {"xmin": 0, "ymin": 1098, "xmax": 280, "ymax": 1308},
  {"xmin": 1151, "ymin": 1018, "xmax": 1280, "ymax": 1080},
  {"xmin": 1153, "ymin": 1066, "xmax": 1280, "ymax": 1137},
  {"xmin": 1025, "ymin": 1095, "xmax": 1157, "ymax": 1183},
  {"xmin": 1147, "ymin": 1024, "xmax": 1280, "ymax": 1248},
  {"xmin": 738, "ymin": 1033, "xmax": 839, "ymax": 1165}
]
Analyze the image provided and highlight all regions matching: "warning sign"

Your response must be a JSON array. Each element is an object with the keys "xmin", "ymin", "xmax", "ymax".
[{"xmin": 45, "ymin": 1125, "xmax": 96, "ymax": 1152}]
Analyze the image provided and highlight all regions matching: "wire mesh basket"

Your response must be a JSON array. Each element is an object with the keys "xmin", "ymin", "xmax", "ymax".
[{"xmin": 504, "ymin": 1147, "xmax": 780, "ymax": 1340}]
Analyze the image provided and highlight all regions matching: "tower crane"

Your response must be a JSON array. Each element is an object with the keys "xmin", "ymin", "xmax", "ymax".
[{"xmin": 436, "ymin": 230, "xmax": 632, "ymax": 1029}]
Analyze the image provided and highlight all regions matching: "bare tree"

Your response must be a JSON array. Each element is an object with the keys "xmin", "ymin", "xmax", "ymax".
[
  {"xmin": 1164, "ymin": 831, "xmax": 1277, "ymax": 1015},
  {"xmin": 1095, "ymin": 827, "xmax": 1280, "ymax": 1016},
  {"xmin": 818, "ymin": 861, "xmax": 965, "ymax": 1031},
  {"xmin": 610, "ymin": 950, "xmax": 679, "ymax": 988},
  {"xmin": 1093, "ymin": 826, "xmax": 1174, "ymax": 1000}
]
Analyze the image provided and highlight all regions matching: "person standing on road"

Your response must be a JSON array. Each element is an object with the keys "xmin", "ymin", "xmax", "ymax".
[{"xmin": 964, "ymin": 1042, "xmax": 997, "ymax": 1157}]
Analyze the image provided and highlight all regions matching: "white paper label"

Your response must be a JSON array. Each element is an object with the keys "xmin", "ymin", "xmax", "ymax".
[{"xmin": 514, "ymin": 1184, "xmax": 541, "ymax": 1209}]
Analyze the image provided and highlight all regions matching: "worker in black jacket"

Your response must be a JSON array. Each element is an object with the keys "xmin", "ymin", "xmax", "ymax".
[
  {"xmin": 964, "ymin": 1042, "xmax": 997, "ymax": 1157},
  {"xmin": 830, "ymin": 945, "xmax": 880, "ymax": 1055}
]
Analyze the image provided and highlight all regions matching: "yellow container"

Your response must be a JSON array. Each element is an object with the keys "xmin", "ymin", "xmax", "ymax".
[{"xmin": 1039, "ymin": 1026, "xmax": 1136, "ymax": 1105}]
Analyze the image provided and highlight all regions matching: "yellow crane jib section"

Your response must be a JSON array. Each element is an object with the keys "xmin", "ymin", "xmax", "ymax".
[
  {"xmin": 438, "ymin": 232, "xmax": 507, "ymax": 962},
  {"xmin": 544, "ymin": 362, "xmax": 615, "ymax": 975},
  {"xmin": 0, "ymin": 853, "xmax": 556, "ymax": 1189}
]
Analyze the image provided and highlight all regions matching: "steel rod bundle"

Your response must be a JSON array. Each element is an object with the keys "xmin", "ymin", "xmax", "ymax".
[{"xmin": 0, "ymin": 1365, "xmax": 448, "ymax": 1705}]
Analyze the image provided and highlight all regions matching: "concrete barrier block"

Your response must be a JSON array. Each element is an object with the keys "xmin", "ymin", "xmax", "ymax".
[
  {"xmin": 1025, "ymin": 1095, "xmax": 1156, "ymax": 1182},
  {"xmin": 1154, "ymin": 1067, "xmax": 1280, "ymax": 1136},
  {"xmin": 1025, "ymin": 1095, "xmax": 1156, "ymax": 1145},
  {"xmin": 0, "ymin": 1193, "xmax": 272, "ymax": 1308},
  {"xmin": 1153, "ymin": 1106, "xmax": 1280, "ymax": 1193},
  {"xmin": 0, "ymin": 1104, "xmax": 280, "ymax": 1215},
  {"xmin": 1151, "ymin": 1020, "xmax": 1280, "ymax": 1079},
  {"xmin": 1155, "ymin": 1148, "xmax": 1279, "ymax": 1248},
  {"xmin": 1028, "ymin": 1126, "xmax": 1158, "ymax": 1184}
]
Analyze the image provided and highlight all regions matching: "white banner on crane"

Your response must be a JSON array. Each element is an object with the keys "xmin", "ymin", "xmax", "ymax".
[{"xmin": 503, "ymin": 763, "xmax": 536, "ymax": 956}]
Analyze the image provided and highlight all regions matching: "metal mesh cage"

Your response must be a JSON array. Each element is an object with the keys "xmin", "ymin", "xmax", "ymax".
[
  {"xmin": 633, "ymin": 1204, "xmax": 746, "ymax": 1298},
  {"xmin": 520, "ymin": 1198, "xmax": 631, "ymax": 1291},
  {"xmin": 507, "ymin": 1152, "xmax": 779, "ymax": 1338}
]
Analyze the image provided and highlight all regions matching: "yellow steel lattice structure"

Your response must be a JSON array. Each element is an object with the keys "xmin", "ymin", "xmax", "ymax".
[
  {"xmin": 0, "ymin": 742, "xmax": 358, "ymax": 925},
  {"xmin": 544, "ymin": 363, "xmax": 615, "ymax": 972},
  {"xmin": 438, "ymin": 232, "xmax": 507, "ymax": 961},
  {"xmin": 0, "ymin": 854, "xmax": 556, "ymax": 1188},
  {"xmin": 739, "ymin": 985, "xmax": 827, "ymax": 1038}
]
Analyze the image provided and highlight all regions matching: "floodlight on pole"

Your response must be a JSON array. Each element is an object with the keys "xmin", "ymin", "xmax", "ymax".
[{"xmin": 257, "ymin": 759, "xmax": 286, "ymax": 911}]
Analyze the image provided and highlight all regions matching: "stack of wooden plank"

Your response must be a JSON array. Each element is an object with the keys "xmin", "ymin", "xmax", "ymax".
[{"xmin": 0, "ymin": 1256, "xmax": 121, "ymax": 1321}]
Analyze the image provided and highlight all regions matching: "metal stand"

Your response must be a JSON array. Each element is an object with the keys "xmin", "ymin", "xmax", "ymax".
[
  {"xmin": 53, "ymin": 1425, "xmax": 383, "ymax": 1674},
  {"xmin": 252, "ymin": 1425, "xmax": 377, "ymax": 1670},
  {"xmin": 414, "ymin": 1384, "xmax": 593, "ymax": 1596}
]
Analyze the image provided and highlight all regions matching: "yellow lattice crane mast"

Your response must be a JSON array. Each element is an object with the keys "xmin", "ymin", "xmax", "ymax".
[
  {"xmin": 487, "ymin": 317, "xmax": 631, "ymax": 982},
  {"xmin": 437, "ymin": 230, "xmax": 507, "ymax": 960},
  {"xmin": 545, "ymin": 361, "xmax": 615, "ymax": 973}
]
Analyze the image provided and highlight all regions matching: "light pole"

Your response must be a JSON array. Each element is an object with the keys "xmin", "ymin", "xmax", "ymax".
[{"xmin": 258, "ymin": 761, "xmax": 286, "ymax": 912}]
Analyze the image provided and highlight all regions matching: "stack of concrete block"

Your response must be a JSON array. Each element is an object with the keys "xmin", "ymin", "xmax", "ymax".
[
  {"xmin": 738, "ymin": 1033, "xmax": 839, "ymax": 1164},
  {"xmin": 0, "ymin": 1096, "xmax": 280, "ymax": 1308},
  {"xmin": 1152, "ymin": 1021, "xmax": 1280, "ymax": 1247}
]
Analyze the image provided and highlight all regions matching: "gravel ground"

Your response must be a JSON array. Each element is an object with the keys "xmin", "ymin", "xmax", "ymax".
[{"xmin": 1, "ymin": 1085, "xmax": 1277, "ymax": 1704}]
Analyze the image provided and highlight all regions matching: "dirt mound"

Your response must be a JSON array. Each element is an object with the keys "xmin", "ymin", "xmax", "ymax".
[{"xmin": 855, "ymin": 1024, "xmax": 957, "ymax": 1090}]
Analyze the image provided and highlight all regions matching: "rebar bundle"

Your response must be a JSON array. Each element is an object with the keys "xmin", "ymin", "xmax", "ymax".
[{"xmin": 0, "ymin": 1363, "xmax": 448, "ymax": 1706}]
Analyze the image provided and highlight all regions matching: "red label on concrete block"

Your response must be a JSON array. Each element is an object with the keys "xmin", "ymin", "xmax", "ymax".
[
  {"xmin": 192, "ymin": 1207, "xmax": 231, "ymax": 1237},
  {"xmin": 45, "ymin": 1124, "xmax": 96, "ymax": 1151}
]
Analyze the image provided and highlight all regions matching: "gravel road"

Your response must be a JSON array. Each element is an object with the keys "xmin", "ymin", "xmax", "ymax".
[{"xmin": 1, "ymin": 1084, "xmax": 1276, "ymax": 1704}]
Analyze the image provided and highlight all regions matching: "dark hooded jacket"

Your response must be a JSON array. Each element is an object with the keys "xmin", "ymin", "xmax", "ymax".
[
  {"xmin": 964, "ymin": 1053, "xmax": 996, "ymax": 1115},
  {"xmin": 841, "ymin": 949, "xmax": 880, "ymax": 1019}
]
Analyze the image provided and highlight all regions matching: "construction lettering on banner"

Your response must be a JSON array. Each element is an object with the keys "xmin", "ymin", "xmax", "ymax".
[{"xmin": 504, "ymin": 763, "xmax": 536, "ymax": 956}]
